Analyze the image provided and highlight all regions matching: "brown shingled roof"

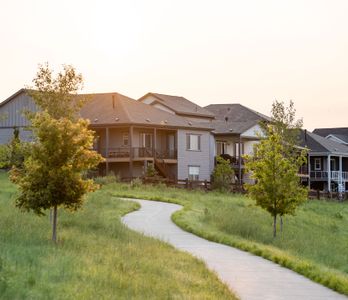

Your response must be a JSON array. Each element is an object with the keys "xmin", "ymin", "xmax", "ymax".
[{"xmin": 80, "ymin": 92, "xmax": 213, "ymax": 130}]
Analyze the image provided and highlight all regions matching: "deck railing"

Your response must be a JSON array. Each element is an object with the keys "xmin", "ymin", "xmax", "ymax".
[
  {"xmin": 310, "ymin": 171, "xmax": 348, "ymax": 181},
  {"xmin": 97, "ymin": 147, "xmax": 177, "ymax": 159}
]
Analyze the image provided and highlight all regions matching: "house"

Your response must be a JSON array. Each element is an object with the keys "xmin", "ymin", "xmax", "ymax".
[
  {"xmin": 204, "ymin": 103, "xmax": 271, "ymax": 184},
  {"xmin": 299, "ymin": 130, "xmax": 348, "ymax": 192},
  {"xmin": 0, "ymin": 89, "xmax": 215, "ymax": 182},
  {"xmin": 312, "ymin": 127, "xmax": 348, "ymax": 146}
]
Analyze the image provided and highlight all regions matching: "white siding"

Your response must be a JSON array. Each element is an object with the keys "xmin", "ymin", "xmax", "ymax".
[
  {"xmin": 244, "ymin": 140, "xmax": 259, "ymax": 155},
  {"xmin": 241, "ymin": 124, "xmax": 263, "ymax": 138},
  {"xmin": 177, "ymin": 129, "xmax": 212, "ymax": 181}
]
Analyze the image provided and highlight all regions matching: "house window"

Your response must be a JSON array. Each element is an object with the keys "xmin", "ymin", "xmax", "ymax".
[
  {"xmin": 314, "ymin": 158, "xmax": 321, "ymax": 170},
  {"xmin": 216, "ymin": 141, "xmax": 227, "ymax": 156},
  {"xmin": 123, "ymin": 133, "xmax": 129, "ymax": 146},
  {"xmin": 187, "ymin": 134, "xmax": 201, "ymax": 151},
  {"xmin": 188, "ymin": 166, "xmax": 200, "ymax": 181}
]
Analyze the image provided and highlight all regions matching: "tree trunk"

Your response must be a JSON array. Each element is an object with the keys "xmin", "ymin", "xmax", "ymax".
[
  {"xmin": 273, "ymin": 215, "xmax": 277, "ymax": 238},
  {"xmin": 52, "ymin": 205, "xmax": 58, "ymax": 243},
  {"xmin": 280, "ymin": 216, "xmax": 283, "ymax": 233}
]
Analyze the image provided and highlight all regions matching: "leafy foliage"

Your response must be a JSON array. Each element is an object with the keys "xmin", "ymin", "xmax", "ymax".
[
  {"xmin": 10, "ymin": 112, "xmax": 104, "ymax": 215},
  {"xmin": 211, "ymin": 156, "xmax": 234, "ymax": 191},
  {"xmin": 27, "ymin": 63, "xmax": 87, "ymax": 120}
]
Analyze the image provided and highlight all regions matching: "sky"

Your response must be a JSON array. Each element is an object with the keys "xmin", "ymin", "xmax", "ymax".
[{"xmin": 1, "ymin": 0, "xmax": 347, "ymax": 130}]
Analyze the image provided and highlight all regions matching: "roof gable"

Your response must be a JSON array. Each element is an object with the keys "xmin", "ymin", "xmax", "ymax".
[{"xmin": 139, "ymin": 92, "xmax": 215, "ymax": 118}]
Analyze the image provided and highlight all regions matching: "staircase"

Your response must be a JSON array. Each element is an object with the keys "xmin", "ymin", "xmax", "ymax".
[{"xmin": 154, "ymin": 159, "xmax": 174, "ymax": 181}]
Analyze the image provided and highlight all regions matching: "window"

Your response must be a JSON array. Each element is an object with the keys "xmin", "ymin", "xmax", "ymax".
[
  {"xmin": 314, "ymin": 158, "xmax": 321, "ymax": 170},
  {"xmin": 187, "ymin": 134, "xmax": 201, "ymax": 151},
  {"xmin": 140, "ymin": 133, "xmax": 153, "ymax": 148},
  {"xmin": 216, "ymin": 141, "xmax": 227, "ymax": 156},
  {"xmin": 123, "ymin": 133, "xmax": 129, "ymax": 146},
  {"xmin": 188, "ymin": 166, "xmax": 200, "ymax": 181}
]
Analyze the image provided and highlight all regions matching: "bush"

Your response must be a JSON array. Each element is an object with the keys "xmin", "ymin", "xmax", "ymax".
[
  {"xmin": 145, "ymin": 163, "xmax": 158, "ymax": 177},
  {"xmin": 211, "ymin": 156, "xmax": 234, "ymax": 191}
]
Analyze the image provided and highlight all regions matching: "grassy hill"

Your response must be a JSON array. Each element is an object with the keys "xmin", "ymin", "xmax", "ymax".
[{"xmin": 0, "ymin": 172, "xmax": 235, "ymax": 300}]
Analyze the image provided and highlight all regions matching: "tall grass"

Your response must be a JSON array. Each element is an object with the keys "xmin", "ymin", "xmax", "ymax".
[
  {"xmin": 0, "ymin": 172, "xmax": 235, "ymax": 300},
  {"xmin": 111, "ymin": 182, "xmax": 348, "ymax": 296}
]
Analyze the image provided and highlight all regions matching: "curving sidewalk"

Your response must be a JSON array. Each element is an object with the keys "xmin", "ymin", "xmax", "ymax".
[{"xmin": 121, "ymin": 199, "xmax": 347, "ymax": 300}]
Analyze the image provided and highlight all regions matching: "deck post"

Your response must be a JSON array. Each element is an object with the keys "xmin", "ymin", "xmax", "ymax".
[
  {"xmin": 129, "ymin": 126, "xmax": 133, "ymax": 179},
  {"xmin": 339, "ymin": 155, "xmax": 343, "ymax": 195},
  {"xmin": 327, "ymin": 155, "xmax": 331, "ymax": 192},
  {"xmin": 154, "ymin": 128, "xmax": 157, "ymax": 159},
  {"xmin": 238, "ymin": 135, "xmax": 242, "ymax": 186},
  {"xmin": 308, "ymin": 153, "xmax": 311, "ymax": 190},
  {"xmin": 105, "ymin": 127, "xmax": 109, "ymax": 175}
]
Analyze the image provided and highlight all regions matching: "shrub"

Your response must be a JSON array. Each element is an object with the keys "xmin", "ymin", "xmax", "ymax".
[
  {"xmin": 211, "ymin": 156, "xmax": 234, "ymax": 191},
  {"xmin": 145, "ymin": 163, "xmax": 158, "ymax": 177}
]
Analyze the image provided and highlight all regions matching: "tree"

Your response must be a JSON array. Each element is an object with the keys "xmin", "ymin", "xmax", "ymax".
[
  {"xmin": 11, "ymin": 64, "xmax": 103, "ymax": 243},
  {"xmin": 245, "ymin": 101, "xmax": 308, "ymax": 238},
  {"xmin": 211, "ymin": 156, "xmax": 235, "ymax": 191}
]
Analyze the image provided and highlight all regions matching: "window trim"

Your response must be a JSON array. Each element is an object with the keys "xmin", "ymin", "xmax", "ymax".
[
  {"xmin": 314, "ymin": 158, "xmax": 321, "ymax": 171},
  {"xmin": 188, "ymin": 165, "xmax": 200, "ymax": 181},
  {"xmin": 186, "ymin": 134, "xmax": 201, "ymax": 151}
]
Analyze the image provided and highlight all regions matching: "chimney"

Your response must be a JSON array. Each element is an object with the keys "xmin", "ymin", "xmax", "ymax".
[{"xmin": 304, "ymin": 129, "xmax": 307, "ymax": 142}]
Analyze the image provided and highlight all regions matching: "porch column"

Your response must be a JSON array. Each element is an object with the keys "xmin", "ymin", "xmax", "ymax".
[
  {"xmin": 129, "ymin": 126, "xmax": 133, "ymax": 179},
  {"xmin": 327, "ymin": 155, "xmax": 331, "ymax": 192},
  {"xmin": 308, "ymin": 153, "xmax": 311, "ymax": 190},
  {"xmin": 153, "ymin": 128, "xmax": 157, "ymax": 159},
  {"xmin": 238, "ymin": 135, "xmax": 242, "ymax": 186},
  {"xmin": 105, "ymin": 127, "xmax": 109, "ymax": 175},
  {"xmin": 339, "ymin": 155, "xmax": 343, "ymax": 187}
]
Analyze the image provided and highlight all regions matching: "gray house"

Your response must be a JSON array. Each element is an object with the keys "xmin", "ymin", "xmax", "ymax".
[{"xmin": 300, "ymin": 130, "xmax": 348, "ymax": 192}]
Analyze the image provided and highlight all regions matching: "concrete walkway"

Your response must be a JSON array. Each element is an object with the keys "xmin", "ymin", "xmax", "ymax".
[{"xmin": 121, "ymin": 199, "xmax": 347, "ymax": 300}]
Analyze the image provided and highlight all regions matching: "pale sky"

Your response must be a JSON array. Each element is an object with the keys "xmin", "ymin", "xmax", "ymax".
[{"xmin": 1, "ymin": 0, "xmax": 347, "ymax": 130}]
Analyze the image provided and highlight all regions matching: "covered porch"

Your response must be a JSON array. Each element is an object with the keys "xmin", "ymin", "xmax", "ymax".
[
  {"xmin": 91, "ymin": 125, "xmax": 178, "ymax": 179},
  {"xmin": 308, "ymin": 154, "xmax": 348, "ymax": 192}
]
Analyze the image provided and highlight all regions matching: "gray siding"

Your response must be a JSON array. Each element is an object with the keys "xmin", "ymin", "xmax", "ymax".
[
  {"xmin": 0, "ymin": 93, "xmax": 37, "ymax": 144},
  {"xmin": 177, "ymin": 129, "xmax": 212, "ymax": 181}
]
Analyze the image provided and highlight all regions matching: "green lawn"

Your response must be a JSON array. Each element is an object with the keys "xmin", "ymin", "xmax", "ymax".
[
  {"xmin": 111, "ymin": 181, "xmax": 348, "ymax": 296},
  {"xmin": 0, "ymin": 172, "xmax": 236, "ymax": 300}
]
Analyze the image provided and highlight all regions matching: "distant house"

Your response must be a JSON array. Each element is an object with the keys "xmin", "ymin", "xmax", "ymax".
[
  {"xmin": 204, "ymin": 104, "xmax": 271, "ymax": 184},
  {"xmin": 299, "ymin": 130, "xmax": 348, "ymax": 192},
  {"xmin": 313, "ymin": 127, "xmax": 348, "ymax": 146}
]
